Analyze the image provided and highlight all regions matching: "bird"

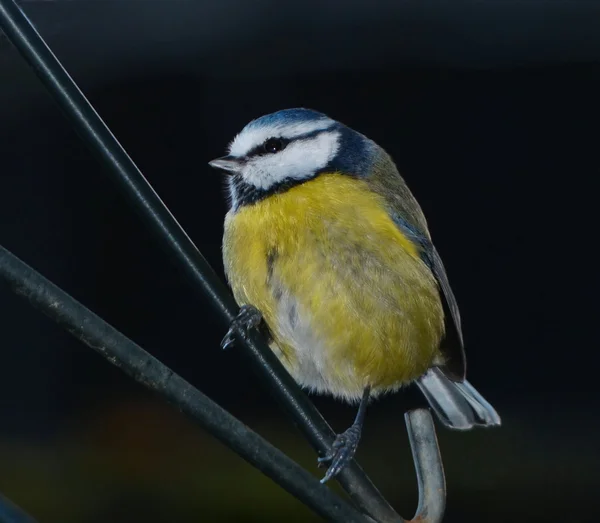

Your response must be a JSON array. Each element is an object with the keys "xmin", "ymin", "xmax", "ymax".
[{"xmin": 209, "ymin": 108, "xmax": 501, "ymax": 483}]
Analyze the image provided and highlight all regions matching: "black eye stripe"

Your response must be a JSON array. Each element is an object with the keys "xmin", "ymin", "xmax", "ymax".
[
  {"xmin": 246, "ymin": 137, "xmax": 289, "ymax": 158},
  {"xmin": 242, "ymin": 127, "xmax": 334, "ymax": 159}
]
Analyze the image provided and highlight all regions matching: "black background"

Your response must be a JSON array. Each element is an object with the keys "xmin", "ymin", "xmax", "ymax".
[{"xmin": 1, "ymin": 1, "xmax": 599, "ymax": 522}]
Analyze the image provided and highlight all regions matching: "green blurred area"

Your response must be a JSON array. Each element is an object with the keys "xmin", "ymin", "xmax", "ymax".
[{"xmin": 1, "ymin": 398, "xmax": 598, "ymax": 523}]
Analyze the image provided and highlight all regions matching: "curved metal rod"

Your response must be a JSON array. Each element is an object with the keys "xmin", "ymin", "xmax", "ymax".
[{"xmin": 405, "ymin": 409, "xmax": 446, "ymax": 523}]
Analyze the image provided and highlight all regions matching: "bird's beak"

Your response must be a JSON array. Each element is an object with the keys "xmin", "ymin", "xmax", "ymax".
[{"xmin": 208, "ymin": 155, "xmax": 242, "ymax": 175}]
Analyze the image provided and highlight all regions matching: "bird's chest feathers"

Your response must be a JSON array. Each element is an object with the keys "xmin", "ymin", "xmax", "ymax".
[
  {"xmin": 224, "ymin": 173, "xmax": 419, "ymax": 277},
  {"xmin": 222, "ymin": 173, "xmax": 443, "ymax": 396}
]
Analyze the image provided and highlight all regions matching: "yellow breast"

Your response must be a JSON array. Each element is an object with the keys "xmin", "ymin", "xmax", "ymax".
[{"xmin": 223, "ymin": 173, "xmax": 444, "ymax": 400}]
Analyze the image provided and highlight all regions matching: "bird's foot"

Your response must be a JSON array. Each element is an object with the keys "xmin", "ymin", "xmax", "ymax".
[
  {"xmin": 318, "ymin": 424, "xmax": 362, "ymax": 483},
  {"xmin": 221, "ymin": 305, "xmax": 262, "ymax": 350}
]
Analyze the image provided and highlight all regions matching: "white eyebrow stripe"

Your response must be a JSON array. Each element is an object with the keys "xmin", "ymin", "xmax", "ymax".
[
  {"xmin": 228, "ymin": 118, "xmax": 335, "ymax": 157},
  {"xmin": 240, "ymin": 130, "xmax": 341, "ymax": 190}
]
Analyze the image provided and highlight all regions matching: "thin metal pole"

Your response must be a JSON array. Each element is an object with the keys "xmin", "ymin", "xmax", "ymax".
[
  {"xmin": 0, "ymin": 494, "xmax": 38, "ymax": 523},
  {"xmin": 0, "ymin": 1, "xmax": 400, "ymax": 521},
  {"xmin": 0, "ymin": 244, "xmax": 369, "ymax": 523},
  {"xmin": 405, "ymin": 410, "xmax": 446, "ymax": 523}
]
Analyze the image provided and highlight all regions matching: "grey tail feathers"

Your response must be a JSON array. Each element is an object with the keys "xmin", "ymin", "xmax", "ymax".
[{"xmin": 417, "ymin": 367, "xmax": 501, "ymax": 430}]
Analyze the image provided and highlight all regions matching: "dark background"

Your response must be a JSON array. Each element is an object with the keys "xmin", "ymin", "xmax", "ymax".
[{"xmin": 1, "ymin": 1, "xmax": 599, "ymax": 522}]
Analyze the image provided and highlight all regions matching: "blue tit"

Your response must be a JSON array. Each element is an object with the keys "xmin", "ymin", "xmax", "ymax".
[{"xmin": 209, "ymin": 108, "xmax": 501, "ymax": 483}]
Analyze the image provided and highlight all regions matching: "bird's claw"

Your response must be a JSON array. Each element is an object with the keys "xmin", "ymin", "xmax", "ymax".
[
  {"xmin": 221, "ymin": 304, "xmax": 262, "ymax": 350},
  {"xmin": 318, "ymin": 424, "xmax": 361, "ymax": 483}
]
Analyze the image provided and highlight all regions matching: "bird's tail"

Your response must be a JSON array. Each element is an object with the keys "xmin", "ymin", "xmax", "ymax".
[{"xmin": 416, "ymin": 367, "xmax": 501, "ymax": 430}]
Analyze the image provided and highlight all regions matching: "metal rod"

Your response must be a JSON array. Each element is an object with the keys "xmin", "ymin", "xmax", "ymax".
[
  {"xmin": 405, "ymin": 410, "xmax": 446, "ymax": 523},
  {"xmin": 0, "ymin": 494, "xmax": 38, "ymax": 523},
  {"xmin": 0, "ymin": 244, "xmax": 370, "ymax": 523},
  {"xmin": 0, "ymin": 1, "xmax": 401, "ymax": 521}
]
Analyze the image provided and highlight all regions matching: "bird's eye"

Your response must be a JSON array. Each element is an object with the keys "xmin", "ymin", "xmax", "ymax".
[{"xmin": 263, "ymin": 137, "xmax": 286, "ymax": 154}]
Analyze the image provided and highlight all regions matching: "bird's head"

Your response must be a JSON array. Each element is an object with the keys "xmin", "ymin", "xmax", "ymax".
[{"xmin": 209, "ymin": 108, "xmax": 378, "ymax": 208}]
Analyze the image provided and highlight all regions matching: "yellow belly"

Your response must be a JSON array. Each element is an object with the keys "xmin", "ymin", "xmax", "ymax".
[{"xmin": 223, "ymin": 173, "xmax": 445, "ymax": 401}]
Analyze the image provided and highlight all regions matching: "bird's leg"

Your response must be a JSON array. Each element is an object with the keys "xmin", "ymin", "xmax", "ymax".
[
  {"xmin": 221, "ymin": 304, "xmax": 263, "ymax": 350},
  {"xmin": 318, "ymin": 385, "xmax": 371, "ymax": 483}
]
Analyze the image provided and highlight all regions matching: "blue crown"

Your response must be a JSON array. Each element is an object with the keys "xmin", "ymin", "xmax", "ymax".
[{"xmin": 246, "ymin": 108, "xmax": 330, "ymax": 130}]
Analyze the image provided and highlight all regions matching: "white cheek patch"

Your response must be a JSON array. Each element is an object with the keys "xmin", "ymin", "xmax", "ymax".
[
  {"xmin": 228, "ymin": 118, "xmax": 334, "ymax": 158},
  {"xmin": 240, "ymin": 131, "xmax": 341, "ymax": 190}
]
